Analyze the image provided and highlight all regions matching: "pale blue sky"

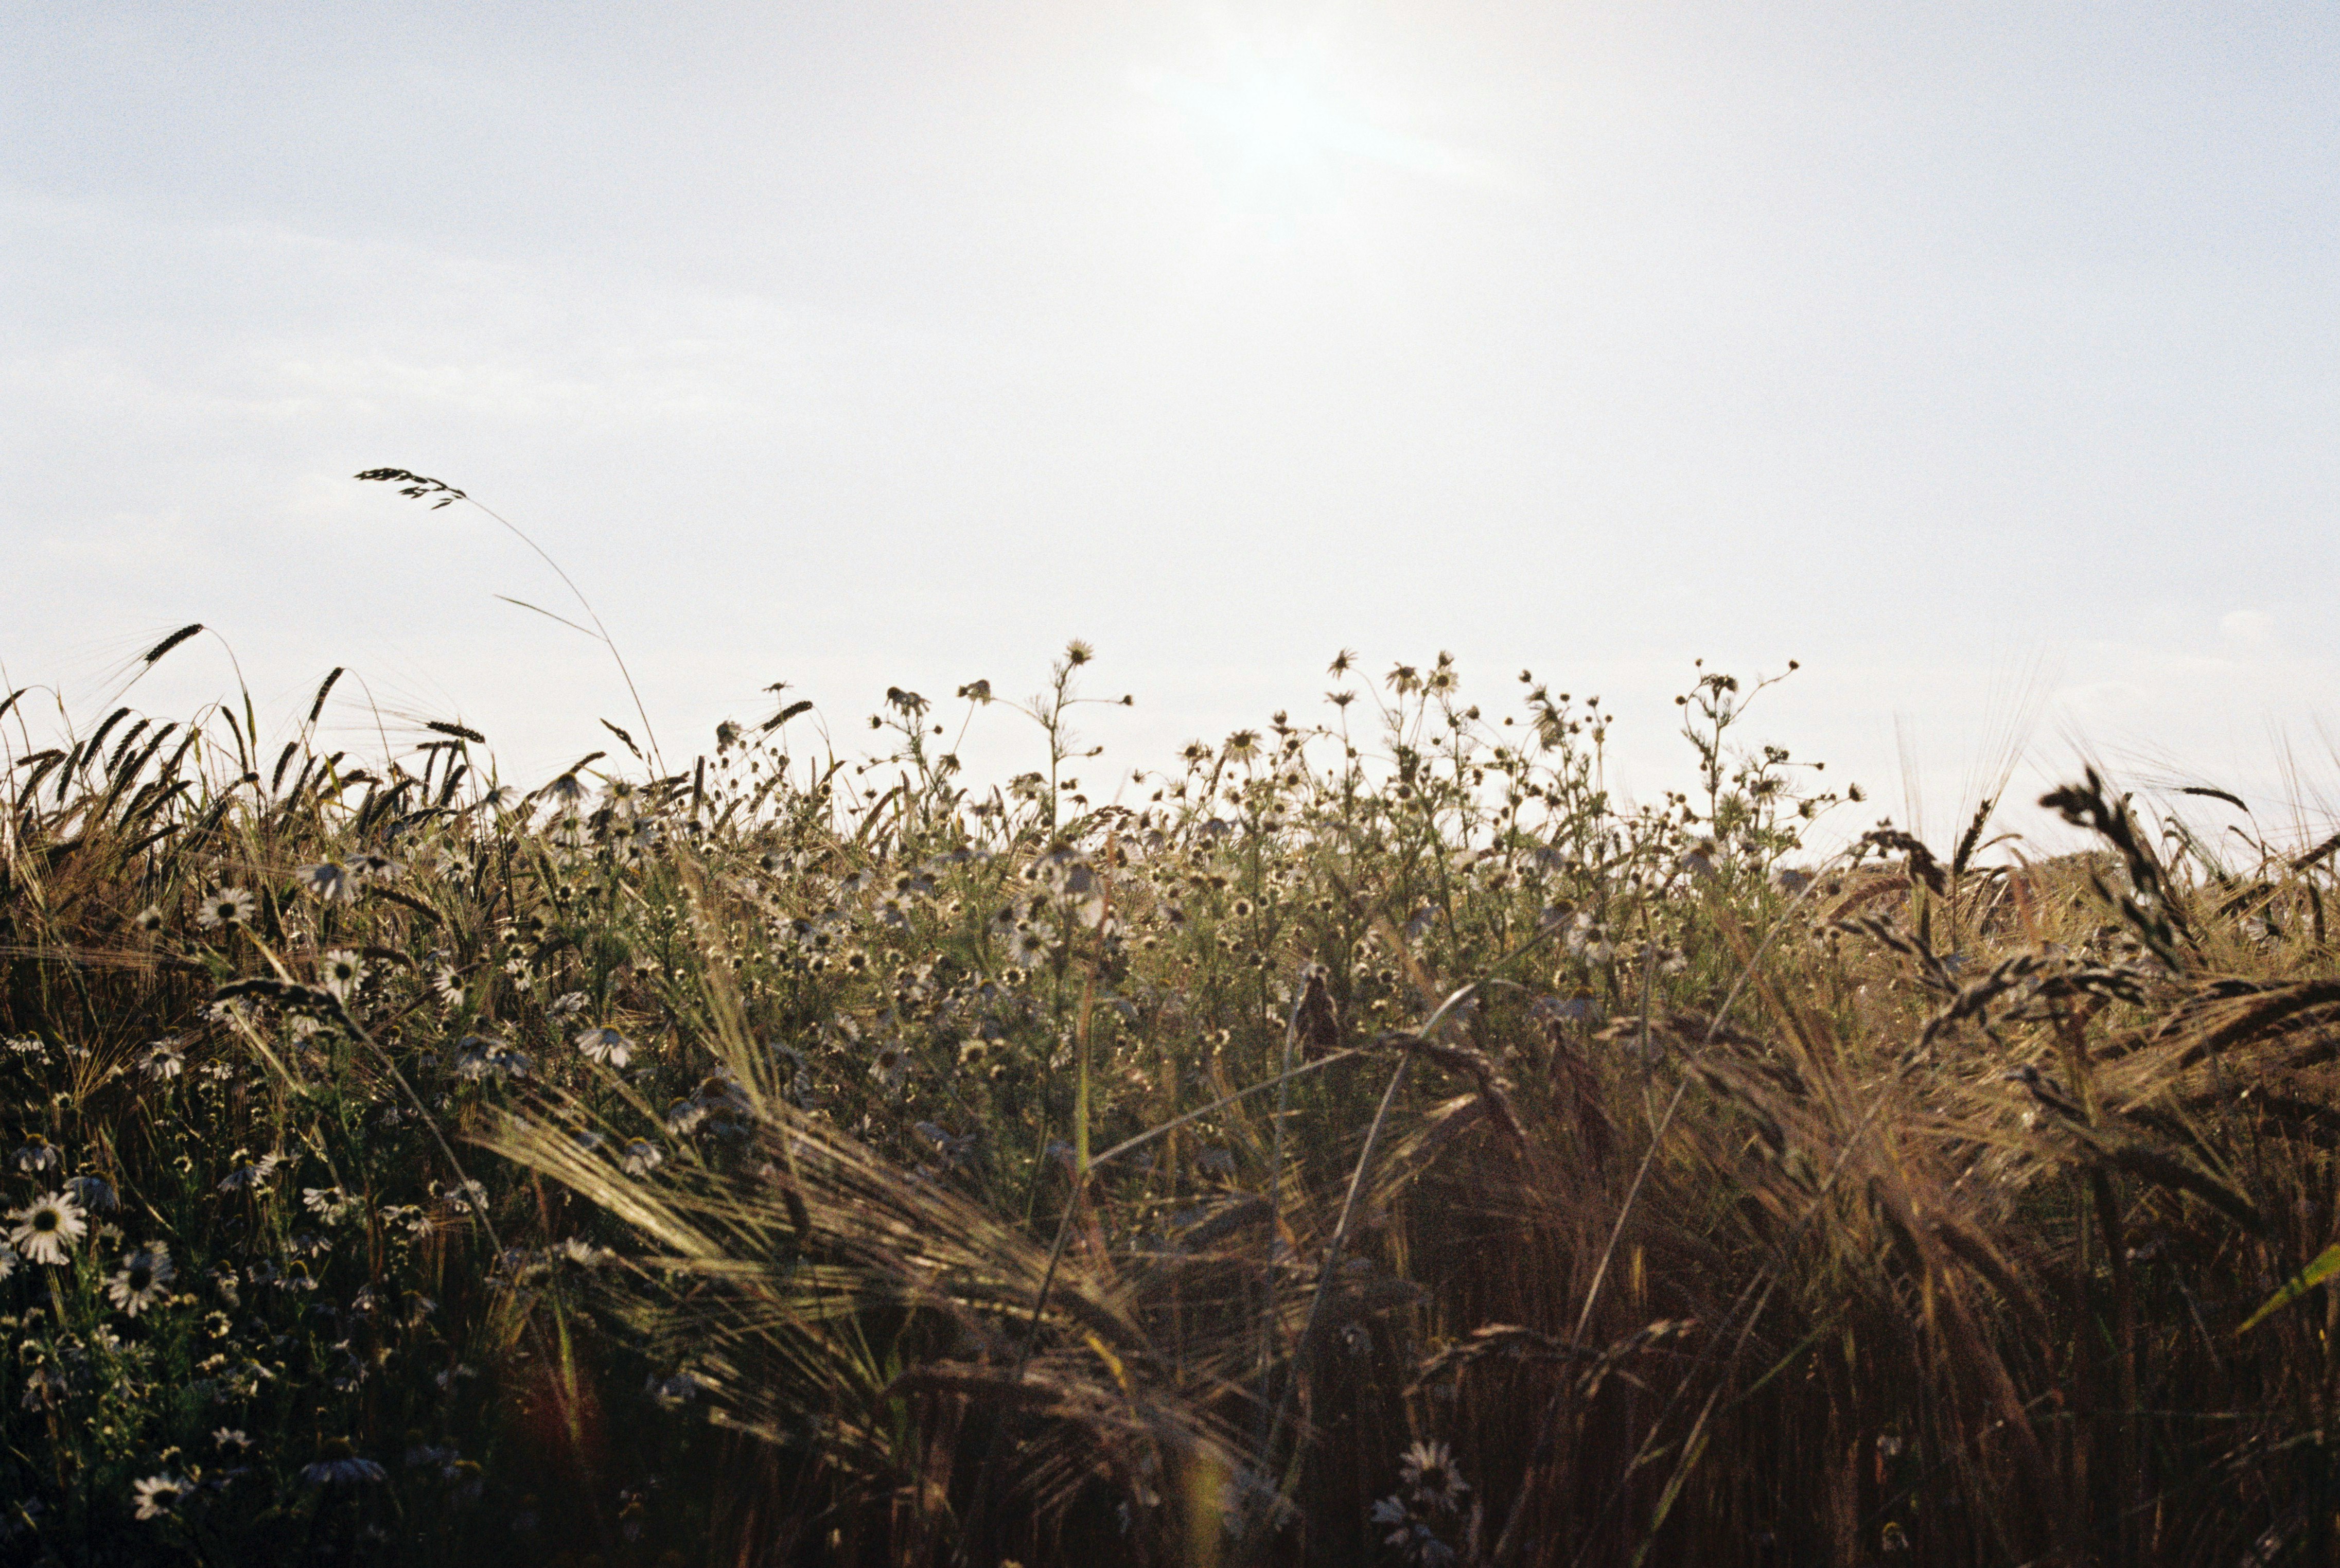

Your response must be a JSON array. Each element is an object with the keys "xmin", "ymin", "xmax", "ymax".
[{"xmin": 5, "ymin": 3, "xmax": 2336, "ymax": 844}]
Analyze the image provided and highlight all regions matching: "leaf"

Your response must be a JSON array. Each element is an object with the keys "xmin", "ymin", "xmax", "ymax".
[{"xmin": 2238, "ymin": 1243, "xmax": 2340, "ymax": 1335}]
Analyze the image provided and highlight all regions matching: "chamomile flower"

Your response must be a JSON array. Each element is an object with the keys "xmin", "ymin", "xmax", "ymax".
[
  {"xmin": 1399, "ymin": 1440, "xmax": 1469, "ymax": 1511},
  {"xmin": 621, "ymin": 1140, "xmax": 664, "ymax": 1176},
  {"xmin": 1006, "ymin": 925, "xmax": 1053, "ymax": 967},
  {"xmin": 107, "ymin": 1243, "xmax": 176, "ymax": 1316},
  {"xmin": 216, "ymin": 1152, "xmax": 284, "ymax": 1193},
  {"xmin": 574, "ymin": 1027, "xmax": 635, "ymax": 1068},
  {"xmin": 9, "ymin": 1191, "xmax": 86, "ymax": 1265},
  {"xmin": 13, "ymin": 1134, "xmax": 60, "ymax": 1174},
  {"xmin": 66, "ymin": 1173, "xmax": 118, "ymax": 1211},
  {"xmin": 132, "ymin": 1473, "xmax": 189, "ymax": 1520},
  {"xmin": 195, "ymin": 887, "xmax": 254, "ymax": 930},
  {"xmin": 138, "ymin": 1038, "xmax": 185, "ymax": 1080},
  {"xmin": 298, "ymin": 1438, "xmax": 386, "ymax": 1486},
  {"xmin": 295, "ymin": 862, "xmax": 352, "ymax": 903},
  {"xmin": 319, "ymin": 950, "xmax": 366, "ymax": 1001},
  {"xmin": 869, "ymin": 1040, "xmax": 913, "ymax": 1091},
  {"xmin": 342, "ymin": 851, "xmax": 397, "ymax": 884},
  {"xmin": 132, "ymin": 905, "xmax": 167, "ymax": 933}
]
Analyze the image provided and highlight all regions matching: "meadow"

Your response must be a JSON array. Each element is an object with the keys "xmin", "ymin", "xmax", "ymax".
[{"xmin": 4, "ymin": 584, "xmax": 2338, "ymax": 1564}]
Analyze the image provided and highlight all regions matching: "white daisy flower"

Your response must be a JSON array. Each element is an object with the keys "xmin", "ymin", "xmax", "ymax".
[
  {"xmin": 1006, "ymin": 924, "xmax": 1054, "ymax": 967},
  {"xmin": 295, "ymin": 862, "xmax": 352, "ymax": 903},
  {"xmin": 9, "ymin": 1191, "xmax": 86, "ymax": 1266},
  {"xmin": 65, "ymin": 1174, "xmax": 119, "ymax": 1211},
  {"xmin": 132, "ymin": 1473, "xmax": 189, "ymax": 1520},
  {"xmin": 620, "ymin": 1139, "xmax": 663, "ymax": 1176},
  {"xmin": 342, "ymin": 852, "xmax": 398, "ymax": 884},
  {"xmin": 107, "ymin": 1242, "xmax": 176, "ymax": 1316},
  {"xmin": 319, "ymin": 950, "xmax": 366, "ymax": 1001},
  {"xmin": 1399, "ymin": 1439, "xmax": 1469, "ymax": 1511},
  {"xmin": 574, "ymin": 1027, "xmax": 635, "ymax": 1068},
  {"xmin": 298, "ymin": 1438, "xmax": 387, "ymax": 1486},
  {"xmin": 216, "ymin": 1152, "xmax": 284, "ymax": 1194},
  {"xmin": 12, "ymin": 1134, "xmax": 60, "ymax": 1174},
  {"xmin": 195, "ymin": 887, "xmax": 255, "ymax": 930}
]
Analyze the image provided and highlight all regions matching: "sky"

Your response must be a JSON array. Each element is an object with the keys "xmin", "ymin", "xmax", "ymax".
[{"xmin": 5, "ymin": 2, "xmax": 2337, "ymax": 853}]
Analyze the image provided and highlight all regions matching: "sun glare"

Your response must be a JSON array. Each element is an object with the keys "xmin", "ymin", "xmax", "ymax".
[
  {"xmin": 1142, "ymin": 49, "xmax": 1387, "ymax": 219},
  {"xmin": 1217, "ymin": 64, "xmax": 1348, "ymax": 178}
]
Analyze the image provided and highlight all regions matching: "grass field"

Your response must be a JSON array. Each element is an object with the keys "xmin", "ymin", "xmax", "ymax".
[{"xmin": 5, "ymin": 610, "xmax": 2338, "ymax": 1565}]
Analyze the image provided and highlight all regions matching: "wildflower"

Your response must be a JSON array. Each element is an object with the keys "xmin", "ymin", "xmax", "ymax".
[
  {"xmin": 9, "ymin": 1192, "xmax": 85, "ymax": 1265},
  {"xmin": 213, "ymin": 1428, "xmax": 251, "ymax": 1451},
  {"xmin": 13, "ymin": 1134, "xmax": 60, "ymax": 1174},
  {"xmin": 574, "ymin": 1027, "xmax": 635, "ymax": 1067},
  {"xmin": 133, "ymin": 905, "xmax": 166, "ymax": 933},
  {"xmin": 435, "ymin": 1179, "xmax": 488, "ymax": 1220},
  {"xmin": 319, "ymin": 950, "xmax": 365, "ymax": 1001},
  {"xmin": 20, "ymin": 1365, "xmax": 67, "ymax": 1409},
  {"xmin": 1399, "ymin": 1440, "xmax": 1469, "ymax": 1511},
  {"xmin": 1372, "ymin": 1496, "xmax": 1457, "ymax": 1566},
  {"xmin": 139, "ymin": 1038, "xmax": 185, "ymax": 1080},
  {"xmin": 107, "ymin": 1243, "xmax": 176, "ymax": 1316},
  {"xmin": 430, "ymin": 964, "xmax": 464, "ymax": 1007},
  {"xmin": 553, "ymin": 1237, "xmax": 609, "ymax": 1268},
  {"xmin": 132, "ymin": 1473, "xmax": 189, "ymax": 1521},
  {"xmin": 1007, "ymin": 925, "xmax": 1053, "ymax": 967},
  {"xmin": 1563, "ymin": 912, "xmax": 1616, "ymax": 965},
  {"xmin": 0, "ymin": 1243, "xmax": 14, "ymax": 1281},
  {"xmin": 343, "ymin": 851, "xmax": 398, "ymax": 884},
  {"xmin": 869, "ymin": 1040, "xmax": 913, "ymax": 1091},
  {"xmin": 295, "ymin": 862, "xmax": 352, "ymax": 903},
  {"xmin": 299, "ymin": 1438, "xmax": 387, "ymax": 1486},
  {"xmin": 550, "ymin": 990, "xmax": 589, "ymax": 1019},
  {"xmin": 621, "ymin": 1140, "xmax": 664, "ymax": 1175},
  {"xmin": 195, "ymin": 888, "xmax": 254, "ymax": 930},
  {"xmin": 216, "ymin": 1152, "xmax": 284, "ymax": 1193}
]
